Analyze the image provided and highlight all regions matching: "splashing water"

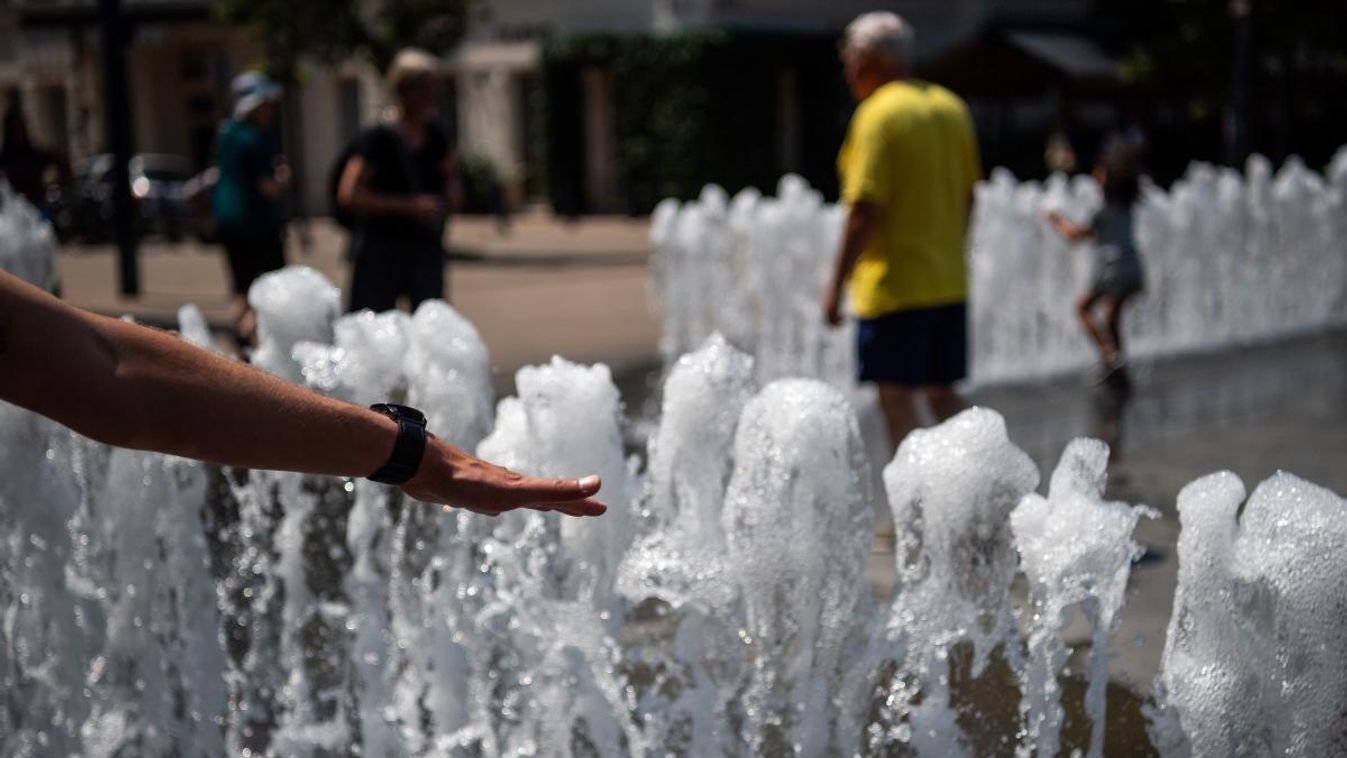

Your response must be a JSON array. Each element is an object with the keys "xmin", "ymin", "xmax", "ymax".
[
  {"xmin": 176, "ymin": 304, "xmax": 216, "ymax": 351},
  {"xmin": 651, "ymin": 177, "xmax": 851, "ymax": 388},
  {"xmin": 1011, "ymin": 439, "xmax": 1156, "ymax": 758},
  {"xmin": 722, "ymin": 379, "xmax": 877, "ymax": 756},
  {"xmin": 875, "ymin": 407, "xmax": 1038, "ymax": 756},
  {"xmin": 652, "ymin": 148, "xmax": 1347, "ymax": 386},
  {"xmin": 0, "ymin": 179, "xmax": 57, "ymax": 292},
  {"xmin": 249, "ymin": 264, "xmax": 342, "ymax": 383},
  {"xmin": 2, "ymin": 266, "xmax": 1345, "ymax": 756},
  {"xmin": 1146, "ymin": 471, "xmax": 1347, "ymax": 758}
]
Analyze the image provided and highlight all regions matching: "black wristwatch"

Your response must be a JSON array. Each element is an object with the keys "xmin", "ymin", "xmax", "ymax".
[{"xmin": 367, "ymin": 403, "xmax": 428, "ymax": 485}]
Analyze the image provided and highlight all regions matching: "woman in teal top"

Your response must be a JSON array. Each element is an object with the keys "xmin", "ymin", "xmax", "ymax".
[{"xmin": 212, "ymin": 71, "xmax": 290, "ymax": 342}]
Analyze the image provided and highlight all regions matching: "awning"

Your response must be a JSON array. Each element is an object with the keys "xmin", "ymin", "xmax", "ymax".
[{"xmin": 1005, "ymin": 32, "xmax": 1121, "ymax": 80}]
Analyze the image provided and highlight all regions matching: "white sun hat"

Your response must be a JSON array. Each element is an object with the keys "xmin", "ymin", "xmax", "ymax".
[{"xmin": 231, "ymin": 71, "xmax": 282, "ymax": 120}]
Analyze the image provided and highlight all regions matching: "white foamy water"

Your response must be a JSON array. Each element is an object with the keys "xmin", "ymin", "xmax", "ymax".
[
  {"xmin": 2, "ymin": 266, "xmax": 1344, "ymax": 756},
  {"xmin": 876, "ymin": 407, "xmax": 1038, "ymax": 756},
  {"xmin": 0, "ymin": 179, "xmax": 57, "ymax": 292},
  {"xmin": 1147, "ymin": 471, "xmax": 1347, "ymax": 758},
  {"xmin": 1011, "ymin": 439, "xmax": 1155, "ymax": 758},
  {"xmin": 652, "ymin": 148, "xmax": 1347, "ymax": 386}
]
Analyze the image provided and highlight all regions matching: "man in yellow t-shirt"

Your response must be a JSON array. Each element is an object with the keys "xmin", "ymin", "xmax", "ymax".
[{"xmin": 823, "ymin": 11, "xmax": 981, "ymax": 449}]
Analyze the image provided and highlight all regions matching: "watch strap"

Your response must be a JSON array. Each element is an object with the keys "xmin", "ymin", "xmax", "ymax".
[{"xmin": 367, "ymin": 404, "xmax": 427, "ymax": 485}]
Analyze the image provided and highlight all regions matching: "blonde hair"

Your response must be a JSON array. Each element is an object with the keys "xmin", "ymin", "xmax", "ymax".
[
  {"xmin": 844, "ymin": 12, "xmax": 914, "ymax": 67},
  {"xmin": 386, "ymin": 48, "xmax": 439, "ymax": 96}
]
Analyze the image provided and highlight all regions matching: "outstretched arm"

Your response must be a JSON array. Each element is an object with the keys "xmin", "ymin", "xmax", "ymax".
[
  {"xmin": 1043, "ymin": 210, "xmax": 1095, "ymax": 242},
  {"xmin": 0, "ymin": 271, "xmax": 604, "ymax": 517}
]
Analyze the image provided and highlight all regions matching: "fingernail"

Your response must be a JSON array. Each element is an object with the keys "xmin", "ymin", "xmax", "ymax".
[{"xmin": 577, "ymin": 475, "xmax": 600, "ymax": 490}]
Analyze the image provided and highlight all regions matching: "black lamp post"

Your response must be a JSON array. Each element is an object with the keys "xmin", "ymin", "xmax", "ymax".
[
  {"xmin": 99, "ymin": 0, "xmax": 138, "ymax": 296},
  {"xmin": 1228, "ymin": 0, "xmax": 1254, "ymax": 168}
]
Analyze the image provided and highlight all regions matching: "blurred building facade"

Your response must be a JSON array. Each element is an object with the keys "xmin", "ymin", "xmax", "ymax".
[
  {"xmin": 2, "ymin": 1, "xmax": 1337, "ymax": 217},
  {"xmin": 1, "ymin": 0, "xmax": 391, "ymax": 215},
  {"xmin": 458, "ymin": 0, "xmax": 1101, "ymax": 212},
  {"xmin": 0, "ymin": 0, "xmax": 1104, "ymax": 216}
]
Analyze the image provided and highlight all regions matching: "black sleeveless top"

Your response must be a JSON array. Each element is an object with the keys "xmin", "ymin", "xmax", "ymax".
[{"xmin": 353, "ymin": 121, "xmax": 449, "ymax": 248}]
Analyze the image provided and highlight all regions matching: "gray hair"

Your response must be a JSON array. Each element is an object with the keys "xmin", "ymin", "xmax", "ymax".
[
  {"xmin": 386, "ymin": 48, "xmax": 439, "ymax": 94},
  {"xmin": 844, "ymin": 11, "xmax": 914, "ymax": 67}
]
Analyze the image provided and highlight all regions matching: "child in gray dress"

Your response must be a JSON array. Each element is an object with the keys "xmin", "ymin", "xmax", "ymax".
[{"xmin": 1045, "ymin": 156, "xmax": 1145, "ymax": 381}]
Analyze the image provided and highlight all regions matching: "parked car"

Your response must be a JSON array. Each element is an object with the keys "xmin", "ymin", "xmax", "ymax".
[
  {"xmin": 182, "ymin": 165, "xmax": 219, "ymax": 243},
  {"xmin": 58, "ymin": 153, "xmax": 194, "ymax": 243}
]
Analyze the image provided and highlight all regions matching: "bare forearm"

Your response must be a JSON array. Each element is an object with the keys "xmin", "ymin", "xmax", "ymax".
[
  {"xmin": 1045, "ymin": 211, "xmax": 1092, "ymax": 241},
  {"xmin": 1, "ymin": 272, "xmax": 608, "ymax": 517},
  {"xmin": 0, "ymin": 276, "xmax": 394, "ymax": 477},
  {"xmin": 258, "ymin": 178, "xmax": 288, "ymax": 199},
  {"xmin": 830, "ymin": 202, "xmax": 879, "ymax": 292},
  {"xmin": 98, "ymin": 317, "xmax": 396, "ymax": 475},
  {"xmin": 342, "ymin": 187, "xmax": 415, "ymax": 217}
]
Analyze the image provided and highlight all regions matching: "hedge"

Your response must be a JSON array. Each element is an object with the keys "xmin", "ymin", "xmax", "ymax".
[{"xmin": 541, "ymin": 29, "xmax": 851, "ymax": 215}]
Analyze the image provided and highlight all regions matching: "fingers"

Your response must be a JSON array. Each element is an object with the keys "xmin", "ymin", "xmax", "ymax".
[
  {"xmin": 441, "ymin": 497, "xmax": 606, "ymax": 518},
  {"xmin": 509, "ymin": 475, "xmax": 605, "ymax": 516},
  {"xmin": 513, "ymin": 474, "xmax": 602, "ymax": 502},
  {"xmin": 536, "ymin": 497, "xmax": 606, "ymax": 517},
  {"xmin": 415, "ymin": 466, "xmax": 608, "ymax": 518}
]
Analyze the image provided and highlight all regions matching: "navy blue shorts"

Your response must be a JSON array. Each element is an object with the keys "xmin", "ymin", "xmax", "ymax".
[{"xmin": 856, "ymin": 302, "xmax": 968, "ymax": 386}]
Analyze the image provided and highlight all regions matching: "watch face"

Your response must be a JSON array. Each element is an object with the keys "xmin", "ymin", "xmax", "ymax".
[
  {"xmin": 373, "ymin": 403, "xmax": 427, "ymax": 426},
  {"xmin": 390, "ymin": 404, "xmax": 427, "ymax": 426}
]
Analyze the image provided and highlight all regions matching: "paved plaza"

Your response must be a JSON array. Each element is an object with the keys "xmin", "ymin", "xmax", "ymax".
[{"xmin": 56, "ymin": 212, "xmax": 660, "ymax": 392}]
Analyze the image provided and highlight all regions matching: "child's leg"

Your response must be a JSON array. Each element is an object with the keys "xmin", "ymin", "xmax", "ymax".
[
  {"xmin": 1103, "ymin": 293, "xmax": 1132, "ymax": 362},
  {"xmin": 1075, "ymin": 291, "xmax": 1116, "ymax": 365}
]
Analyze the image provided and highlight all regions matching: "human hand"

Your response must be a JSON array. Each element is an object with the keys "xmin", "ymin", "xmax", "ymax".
[
  {"xmin": 407, "ymin": 194, "xmax": 445, "ymax": 226},
  {"xmin": 401, "ymin": 436, "xmax": 607, "ymax": 517},
  {"xmin": 822, "ymin": 284, "xmax": 844, "ymax": 328}
]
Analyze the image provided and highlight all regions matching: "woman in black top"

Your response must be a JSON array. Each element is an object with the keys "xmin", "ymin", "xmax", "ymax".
[{"xmin": 336, "ymin": 49, "xmax": 461, "ymax": 312}]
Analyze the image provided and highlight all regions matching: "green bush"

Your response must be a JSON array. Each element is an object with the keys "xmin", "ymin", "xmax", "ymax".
[
  {"xmin": 457, "ymin": 153, "xmax": 502, "ymax": 214},
  {"xmin": 541, "ymin": 29, "xmax": 849, "ymax": 215}
]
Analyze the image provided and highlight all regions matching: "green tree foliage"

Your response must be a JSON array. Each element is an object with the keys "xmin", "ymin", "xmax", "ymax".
[
  {"xmin": 541, "ymin": 30, "xmax": 848, "ymax": 215},
  {"xmin": 366, "ymin": 0, "xmax": 470, "ymax": 71},
  {"xmin": 1095, "ymin": 0, "xmax": 1347, "ymax": 163},
  {"xmin": 214, "ymin": 0, "xmax": 469, "ymax": 79}
]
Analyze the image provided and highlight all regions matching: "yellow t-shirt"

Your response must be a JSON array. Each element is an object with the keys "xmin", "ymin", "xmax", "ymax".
[{"xmin": 837, "ymin": 80, "xmax": 981, "ymax": 318}]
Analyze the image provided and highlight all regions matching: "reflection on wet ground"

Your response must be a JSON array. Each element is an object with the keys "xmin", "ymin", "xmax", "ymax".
[{"xmin": 971, "ymin": 329, "xmax": 1347, "ymax": 508}]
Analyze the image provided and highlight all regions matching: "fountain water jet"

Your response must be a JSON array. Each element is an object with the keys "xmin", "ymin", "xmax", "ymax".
[
  {"xmin": 652, "ymin": 149, "xmax": 1347, "ymax": 387},
  {"xmin": 1011, "ymin": 438, "xmax": 1155, "ymax": 758},
  {"xmin": 1147, "ymin": 471, "xmax": 1347, "ymax": 757}
]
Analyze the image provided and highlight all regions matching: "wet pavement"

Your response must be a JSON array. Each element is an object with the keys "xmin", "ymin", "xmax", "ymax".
[{"xmin": 55, "ymin": 214, "xmax": 661, "ymax": 391}]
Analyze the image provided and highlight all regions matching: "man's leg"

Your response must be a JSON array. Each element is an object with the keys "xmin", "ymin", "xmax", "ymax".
[
  {"xmin": 923, "ymin": 383, "xmax": 964, "ymax": 423},
  {"xmin": 876, "ymin": 382, "xmax": 920, "ymax": 452},
  {"xmin": 921, "ymin": 302, "xmax": 968, "ymax": 425}
]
